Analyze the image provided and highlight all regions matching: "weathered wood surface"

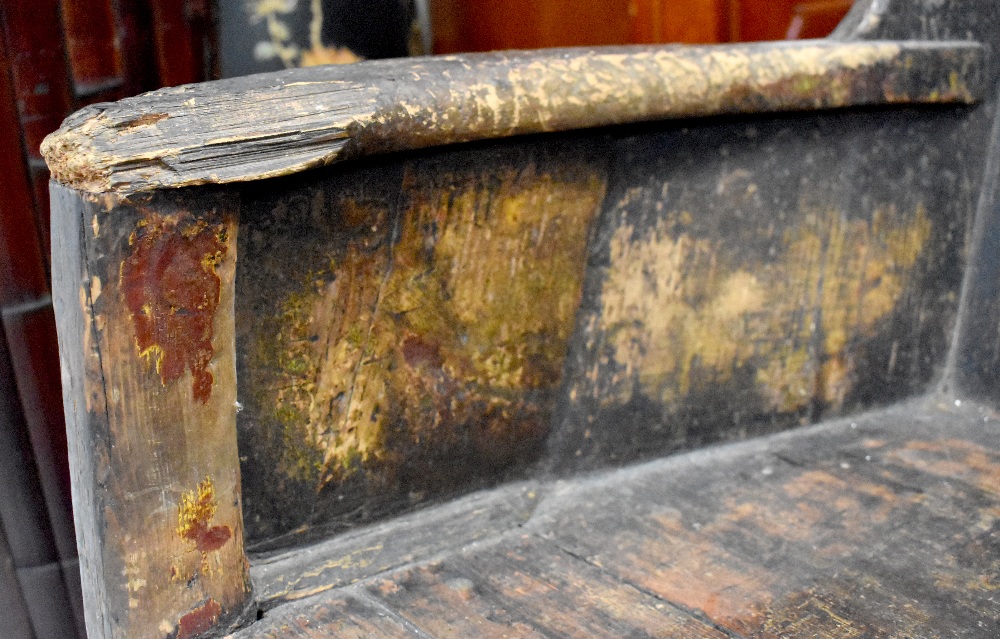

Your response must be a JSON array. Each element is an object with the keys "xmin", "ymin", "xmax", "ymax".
[
  {"xmin": 40, "ymin": 40, "xmax": 984, "ymax": 195},
  {"xmin": 51, "ymin": 183, "xmax": 254, "ymax": 639},
  {"xmin": 550, "ymin": 101, "xmax": 989, "ymax": 473},
  {"xmin": 231, "ymin": 88, "xmax": 989, "ymax": 544},
  {"xmin": 43, "ymin": 3, "xmax": 1000, "ymax": 638},
  {"xmin": 51, "ymin": 183, "xmax": 113, "ymax": 638},
  {"xmin": 234, "ymin": 398, "xmax": 1000, "ymax": 638},
  {"xmin": 250, "ymin": 481, "xmax": 541, "ymax": 605},
  {"xmin": 235, "ymin": 139, "xmax": 609, "ymax": 543}
]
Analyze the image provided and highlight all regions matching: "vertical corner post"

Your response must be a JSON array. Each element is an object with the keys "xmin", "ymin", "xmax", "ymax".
[{"xmin": 50, "ymin": 182, "xmax": 254, "ymax": 639}]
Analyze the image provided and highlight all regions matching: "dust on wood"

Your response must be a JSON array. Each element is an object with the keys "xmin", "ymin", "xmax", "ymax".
[{"xmin": 41, "ymin": 41, "xmax": 983, "ymax": 195}]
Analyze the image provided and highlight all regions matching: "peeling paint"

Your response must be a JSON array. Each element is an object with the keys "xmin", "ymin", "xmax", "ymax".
[
  {"xmin": 121, "ymin": 213, "xmax": 230, "ymax": 403},
  {"xmin": 176, "ymin": 598, "xmax": 222, "ymax": 639},
  {"xmin": 177, "ymin": 477, "xmax": 232, "ymax": 554},
  {"xmin": 246, "ymin": 157, "xmax": 605, "ymax": 497},
  {"xmin": 597, "ymin": 203, "xmax": 932, "ymax": 414}
]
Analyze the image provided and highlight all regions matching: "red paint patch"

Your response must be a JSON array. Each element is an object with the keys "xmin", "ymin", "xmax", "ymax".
[
  {"xmin": 121, "ymin": 214, "xmax": 228, "ymax": 403},
  {"xmin": 192, "ymin": 524, "xmax": 232, "ymax": 553},
  {"xmin": 402, "ymin": 334, "xmax": 443, "ymax": 369},
  {"xmin": 176, "ymin": 598, "xmax": 222, "ymax": 639}
]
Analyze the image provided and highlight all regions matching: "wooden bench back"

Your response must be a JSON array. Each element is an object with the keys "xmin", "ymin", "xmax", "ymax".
[{"xmin": 44, "ymin": 0, "xmax": 1000, "ymax": 637}]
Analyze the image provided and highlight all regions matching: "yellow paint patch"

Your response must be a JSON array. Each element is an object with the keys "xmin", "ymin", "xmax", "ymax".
[
  {"xmin": 177, "ymin": 477, "xmax": 218, "ymax": 542},
  {"xmin": 262, "ymin": 161, "xmax": 606, "ymax": 485},
  {"xmin": 598, "ymin": 202, "xmax": 932, "ymax": 413}
]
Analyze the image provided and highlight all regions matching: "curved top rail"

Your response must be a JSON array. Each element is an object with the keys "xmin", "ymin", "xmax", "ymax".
[{"xmin": 42, "ymin": 39, "xmax": 984, "ymax": 196}]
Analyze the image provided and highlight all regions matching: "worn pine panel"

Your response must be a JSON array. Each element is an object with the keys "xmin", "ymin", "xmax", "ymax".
[
  {"xmin": 34, "ymin": 36, "xmax": 965, "ymax": 546},
  {"xmin": 533, "ymin": 400, "xmax": 1000, "ymax": 637},
  {"xmin": 366, "ymin": 536, "xmax": 729, "ymax": 638},
  {"xmin": 236, "ymin": 141, "xmax": 608, "ymax": 542},
  {"xmin": 227, "ymin": 94, "xmax": 988, "ymax": 542},
  {"xmin": 236, "ymin": 592, "xmax": 419, "ymax": 639},
  {"xmin": 44, "ymin": 5, "xmax": 1000, "ymax": 637},
  {"xmin": 549, "ymin": 104, "xmax": 988, "ymax": 471},
  {"xmin": 250, "ymin": 482, "xmax": 541, "ymax": 604}
]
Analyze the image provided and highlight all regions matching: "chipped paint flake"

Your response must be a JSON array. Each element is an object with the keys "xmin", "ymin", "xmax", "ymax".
[
  {"xmin": 176, "ymin": 598, "xmax": 222, "ymax": 639},
  {"xmin": 177, "ymin": 477, "xmax": 232, "ymax": 553},
  {"xmin": 253, "ymin": 162, "xmax": 605, "ymax": 489}
]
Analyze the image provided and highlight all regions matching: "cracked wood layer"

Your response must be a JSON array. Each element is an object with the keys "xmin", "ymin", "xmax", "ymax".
[
  {"xmin": 41, "ymin": 40, "xmax": 985, "ymax": 196},
  {"xmin": 235, "ymin": 399, "xmax": 1000, "ymax": 638}
]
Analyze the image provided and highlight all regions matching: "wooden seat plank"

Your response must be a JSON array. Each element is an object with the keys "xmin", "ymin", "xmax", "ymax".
[
  {"xmin": 237, "ymin": 399, "xmax": 999, "ymax": 638},
  {"xmin": 363, "ymin": 537, "xmax": 730, "ymax": 639}
]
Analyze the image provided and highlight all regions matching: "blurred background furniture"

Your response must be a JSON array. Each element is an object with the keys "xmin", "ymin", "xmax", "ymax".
[
  {"xmin": 0, "ymin": 3, "xmax": 213, "ymax": 637},
  {"xmin": 430, "ymin": 0, "xmax": 853, "ymax": 52}
]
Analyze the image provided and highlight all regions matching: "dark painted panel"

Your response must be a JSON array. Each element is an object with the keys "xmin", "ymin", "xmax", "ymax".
[
  {"xmin": 233, "ymin": 99, "xmax": 990, "ymax": 543},
  {"xmin": 550, "ymin": 105, "xmax": 988, "ymax": 471},
  {"xmin": 217, "ymin": 0, "xmax": 414, "ymax": 78}
]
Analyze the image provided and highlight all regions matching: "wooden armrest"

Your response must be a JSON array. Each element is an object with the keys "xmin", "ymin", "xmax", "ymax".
[{"xmin": 44, "ymin": 39, "xmax": 983, "ymax": 196}]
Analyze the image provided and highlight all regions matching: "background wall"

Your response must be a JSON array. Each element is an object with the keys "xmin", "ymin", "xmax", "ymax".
[
  {"xmin": 431, "ymin": 0, "xmax": 853, "ymax": 52},
  {"xmin": 0, "ymin": 3, "xmax": 213, "ymax": 637}
]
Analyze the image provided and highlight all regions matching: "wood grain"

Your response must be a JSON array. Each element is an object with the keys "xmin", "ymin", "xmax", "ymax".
[
  {"xmin": 51, "ymin": 183, "xmax": 254, "ymax": 639},
  {"xmin": 236, "ymin": 399, "xmax": 1000, "ymax": 639},
  {"xmin": 251, "ymin": 482, "xmax": 541, "ymax": 605},
  {"xmin": 366, "ymin": 535, "xmax": 730, "ymax": 638},
  {"xmin": 42, "ymin": 40, "xmax": 984, "ymax": 195},
  {"xmin": 235, "ymin": 140, "xmax": 607, "ymax": 545},
  {"xmin": 534, "ymin": 400, "xmax": 1000, "ymax": 637}
]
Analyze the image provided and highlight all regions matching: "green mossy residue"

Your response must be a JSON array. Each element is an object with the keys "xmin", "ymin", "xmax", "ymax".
[{"xmin": 259, "ymin": 160, "xmax": 607, "ymax": 487}]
